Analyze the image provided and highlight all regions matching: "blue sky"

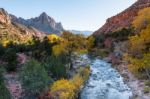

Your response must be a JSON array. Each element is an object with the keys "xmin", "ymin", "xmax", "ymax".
[{"xmin": 0, "ymin": 0, "xmax": 137, "ymax": 31}]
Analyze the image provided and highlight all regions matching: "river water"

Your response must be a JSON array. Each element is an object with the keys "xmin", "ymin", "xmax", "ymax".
[{"xmin": 80, "ymin": 56, "xmax": 132, "ymax": 99}]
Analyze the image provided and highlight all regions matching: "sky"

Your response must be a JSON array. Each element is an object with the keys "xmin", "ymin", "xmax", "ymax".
[{"xmin": 0, "ymin": 0, "xmax": 137, "ymax": 31}]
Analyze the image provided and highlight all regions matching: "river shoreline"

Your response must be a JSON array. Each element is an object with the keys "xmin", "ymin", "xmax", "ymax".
[
  {"xmin": 111, "ymin": 61, "xmax": 150, "ymax": 99},
  {"xmin": 95, "ymin": 55, "xmax": 150, "ymax": 99},
  {"xmin": 80, "ymin": 55, "xmax": 132, "ymax": 99},
  {"xmin": 79, "ymin": 54, "xmax": 150, "ymax": 99}
]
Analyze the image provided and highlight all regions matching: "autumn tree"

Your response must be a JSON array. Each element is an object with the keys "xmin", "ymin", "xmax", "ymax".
[
  {"xmin": 125, "ymin": 7, "xmax": 150, "ymax": 79},
  {"xmin": 128, "ymin": 22, "xmax": 150, "ymax": 56},
  {"xmin": 126, "ymin": 53, "xmax": 150, "ymax": 79},
  {"xmin": 128, "ymin": 8, "xmax": 150, "ymax": 56},
  {"xmin": 133, "ymin": 7, "xmax": 150, "ymax": 32},
  {"xmin": 50, "ymin": 79, "xmax": 76, "ymax": 99},
  {"xmin": 50, "ymin": 67, "xmax": 90, "ymax": 99},
  {"xmin": 87, "ymin": 36, "xmax": 95, "ymax": 51},
  {"xmin": 60, "ymin": 31, "xmax": 87, "ymax": 70}
]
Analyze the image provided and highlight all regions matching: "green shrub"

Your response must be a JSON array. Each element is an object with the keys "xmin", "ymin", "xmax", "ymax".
[
  {"xmin": 0, "ymin": 68, "xmax": 11, "ymax": 99},
  {"xmin": 20, "ymin": 59, "xmax": 49, "ymax": 97},
  {"xmin": 106, "ymin": 28, "xmax": 134, "ymax": 41},
  {"xmin": 145, "ymin": 80, "xmax": 150, "ymax": 87},
  {"xmin": 144, "ymin": 87, "xmax": 150, "ymax": 93},
  {"xmin": 92, "ymin": 48, "xmax": 109, "ymax": 58},
  {"xmin": 78, "ymin": 66, "xmax": 90, "ymax": 81},
  {"xmin": 3, "ymin": 48, "xmax": 18, "ymax": 71},
  {"xmin": 44, "ymin": 55, "xmax": 68, "ymax": 79},
  {"xmin": 94, "ymin": 34, "xmax": 105, "ymax": 48},
  {"xmin": 0, "ymin": 44, "xmax": 5, "ymax": 57}
]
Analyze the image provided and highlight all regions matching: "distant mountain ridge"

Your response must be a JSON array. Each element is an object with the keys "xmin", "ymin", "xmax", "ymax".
[
  {"xmin": 94, "ymin": 0, "xmax": 150, "ymax": 35},
  {"xmin": 69, "ymin": 30, "xmax": 93, "ymax": 36},
  {"xmin": 10, "ymin": 12, "xmax": 64, "ymax": 35}
]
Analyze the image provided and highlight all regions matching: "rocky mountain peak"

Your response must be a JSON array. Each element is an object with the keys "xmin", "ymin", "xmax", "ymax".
[
  {"xmin": 38, "ymin": 12, "xmax": 54, "ymax": 24},
  {"xmin": 0, "ymin": 8, "xmax": 11, "ymax": 25},
  {"xmin": 40, "ymin": 12, "xmax": 48, "ymax": 16},
  {"xmin": 38, "ymin": 12, "xmax": 55, "ymax": 27},
  {"xmin": 39, "ymin": 12, "xmax": 48, "ymax": 20},
  {"xmin": 11, "ymin": 12, "xmax": 64, "ymax": 35},
  {"xmin": 93, "ymin": 0, "xmax": 150, "ymax": 35}
]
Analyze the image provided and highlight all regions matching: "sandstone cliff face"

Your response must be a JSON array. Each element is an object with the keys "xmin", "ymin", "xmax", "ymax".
[
  {"xmin": 94, "ymin": 0, "xmax": 150, "ymax": 35},
  {"xmin": 0, "ymin": 8, "xmax": 11, "ymax": 25},
  {"xmin": 10, "ymin": 12, "xmax": 64, "ymax": 35}
]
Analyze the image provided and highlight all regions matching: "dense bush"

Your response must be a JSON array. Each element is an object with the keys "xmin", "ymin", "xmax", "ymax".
[
  {"xmin": 0, "ymin": 44, "xmax": 5, "ymax": 57},
  {"xmin": 125, "ymin": 53, "xmax": 150, "ymax": 79},
  {"xmin": 94, "ymin": 33, "xmax": 105, "ymax": 48},
  {"xmin": 145, "ymin": 80, "xmax": 150, "ymax": 87},
  {"xmin": 30, "ymin": 37, "xmax": 54, "ymax": 60},
  {"xmin": 144, "ymin": 87, "xmax": 150, "ymax": 93},
  {"xmin": 0, "ymin": 68, "xmax": 11, "ymax": 99},
  {"xmin": 50, "ymin": 67, "xmax": 90, "ymax": 99},
  {"xmin": 3, "ymin": 48, "xmax": 18, "ymax": 71},
  {"xmin": 92, "ymin": 48, "xmax": 109, "ymax": 58},
  {"xmin": 94, "ymin": 28, "xmax": 133, "ymax": 49},
  {"xmin": 44, "ymin": 55, "xmax": 69, "ymax": 79},
  {"xmin": 87, "ymin": 36, "xmax": 95, "ymax": 51},
  {"xmin": 20, "ymin": 59, "xmax": 50, "ymax": 98},
  {"xmin": 51, "ymin": 79, "xmax": 76, "ymax": 99},
  {"xmin": 1, "ymin": 36, "xmax": 54, "ymax": 61},
  {"xmin": 105, "ymin": 28, "xmax": 134, "ymax": 41},
  {"xmin": 78, "ymin": 66, "xmax": 90, "ymax": 81}
]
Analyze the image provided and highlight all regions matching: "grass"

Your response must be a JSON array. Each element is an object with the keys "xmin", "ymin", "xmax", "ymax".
[{"xmin": 144, "ymin": 87, "xmax": 150, "ymax": 93}]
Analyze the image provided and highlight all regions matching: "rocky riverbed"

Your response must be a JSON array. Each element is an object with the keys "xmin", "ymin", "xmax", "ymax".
[{"xmin": 80, "ymin": 56, "xmax": 132, "ymax": 99}]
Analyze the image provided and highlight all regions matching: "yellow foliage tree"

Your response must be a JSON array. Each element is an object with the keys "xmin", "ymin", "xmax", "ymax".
[
  {"xmin": 52, "ymin": 41, "xmax": 68, "ymax": 56},
  {"xmin": 127, "ymin": 25, "xmax": 150, "ymax": 77},
  {"xmin": 125, "ymin": 7, "xmax": 150, "ymax": 79},
  {"xmin": 71, "ymin": 74, "xmax": 83, "ymax": 92},
  {"xmin": 50, "ymin": 79, "xmax": 76, "ymax": 99},
  {"xmin": 141, "ymin": 53, "xmax": 150, "ymax": 79},
  {"xmin": 133, "ymin": 7, "xmax": 150, "ymax": 31},
  {"xmin": 87, "ymin": 36, "xmax": 95, "ymax": 51},
  {"xmin": 47, "ymin": 34, "xmax": 63, "ymax": 43},
  {"xmin": 50, "ymin": 67, "xmax": 90, "ymax": 99},
  {"xmin": 128, "ymin": 35, "xmax": 145, "ymax": 56},
  {"xmin": 128, "ymin": 24, "xmax": 150, "ymax": 56},
  {"xmin": 127, "ymin": 53, "xmax": 150, "ymax": 79}
]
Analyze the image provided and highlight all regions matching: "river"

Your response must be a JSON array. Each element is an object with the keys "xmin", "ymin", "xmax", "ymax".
[{"xmin": 80, "ymin": 55, "xmax": 132, "ymax": 99}]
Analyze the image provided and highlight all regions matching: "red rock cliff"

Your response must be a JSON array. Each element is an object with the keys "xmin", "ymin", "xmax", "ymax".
[{"xmin": 94, "ymin": 0, "xmax": 150, "ymax": 35}]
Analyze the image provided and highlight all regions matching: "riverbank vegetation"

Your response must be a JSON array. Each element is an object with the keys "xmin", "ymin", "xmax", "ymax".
[
  {"xmin": 92, "ymin": 27, "xmax": 133, "ymax": 59},
  {"xmin": 0, "ymin": 31, "xmax": 94, "ymax": 98},
  {"xmin": 124, "ymin": 8, "xmax": 150, "ymax": 93},
  {"xmin": 50, "ymin": 67, "xmax": 90, "ymax": 99},
  {"xmin": 0, "ymin": 67, "xmax": 11, "ymax": 99},
  {"xmin": 92, "ymin": 7, "xmax": 150, "ymax": 95},
  {"xmin": 125, "ymin": 8, "xmax": 150, "ymax": 79}
]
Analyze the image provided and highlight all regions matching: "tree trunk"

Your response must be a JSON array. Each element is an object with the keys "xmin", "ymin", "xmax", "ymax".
[
  {"xmin": 145, "ymin": 69, "xmax": 150, "ymax": 80},
  {"xmin": 68, "ymin": 50, "xmax": 73, "ymax": 70}
]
